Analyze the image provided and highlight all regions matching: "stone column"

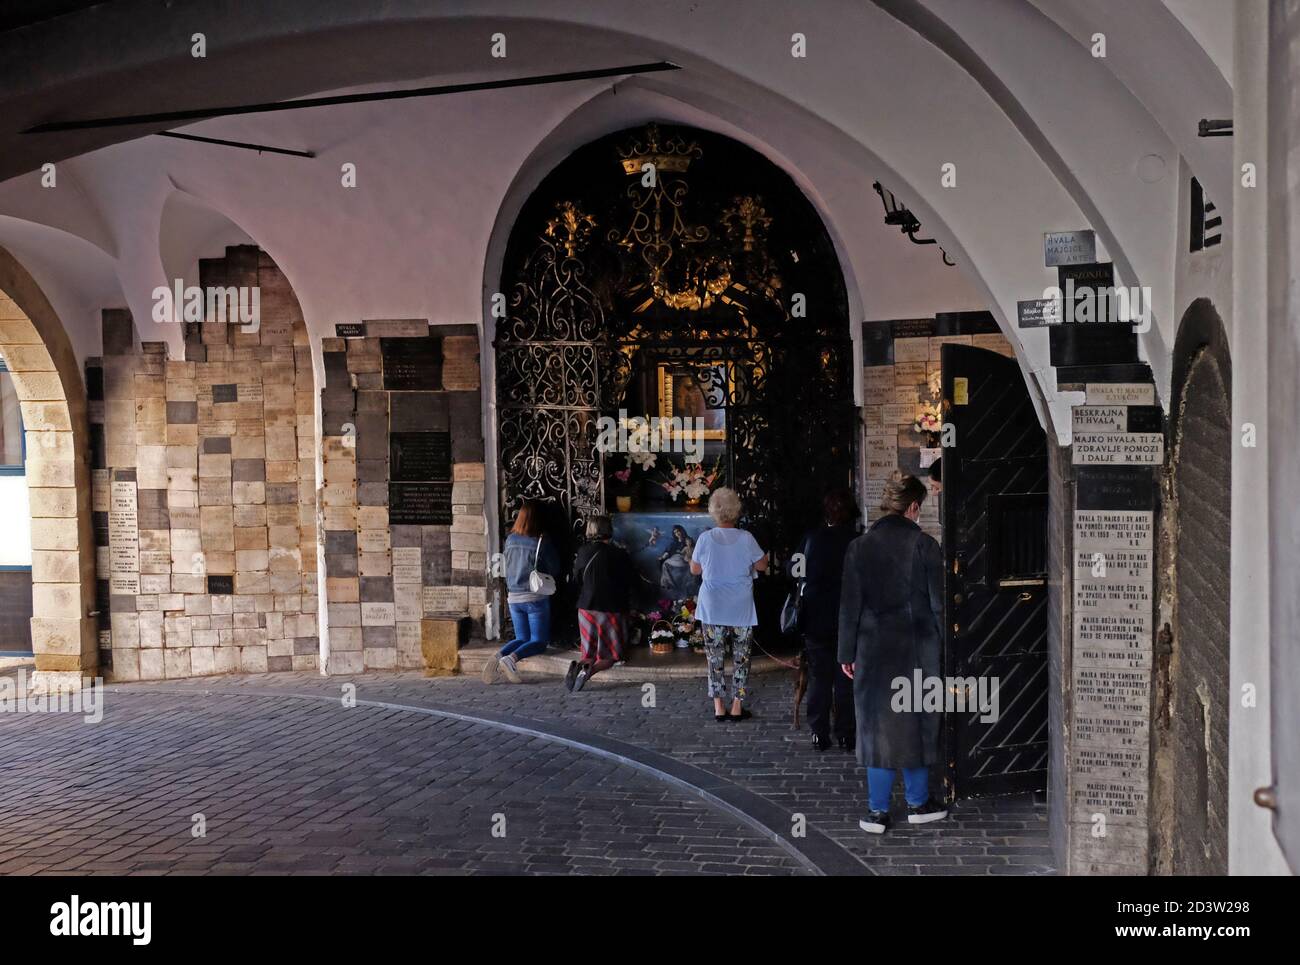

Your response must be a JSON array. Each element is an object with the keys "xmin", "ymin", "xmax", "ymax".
[{"xmin": 0, "ymin": 260, "xmax": 97, "ymax": 691}]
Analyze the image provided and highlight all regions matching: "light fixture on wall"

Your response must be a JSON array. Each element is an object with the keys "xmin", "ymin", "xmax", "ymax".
[{"xmin": 872, "ymin": 181, "xmax": 955, "ymax": 267}]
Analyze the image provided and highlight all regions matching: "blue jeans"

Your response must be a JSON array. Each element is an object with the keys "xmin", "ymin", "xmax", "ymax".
[
  {"xmin": 867, "ymin": 766, "xmax": 930, "ymax": 813},
  {"xmin": 501, "ymin": 599, "xmax": 551, "ymax": 661}
]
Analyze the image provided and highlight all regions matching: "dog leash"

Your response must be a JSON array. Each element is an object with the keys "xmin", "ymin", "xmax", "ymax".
[{"xmin": 753, "ymin": 636, "xmax": 802, "ymax": 671}]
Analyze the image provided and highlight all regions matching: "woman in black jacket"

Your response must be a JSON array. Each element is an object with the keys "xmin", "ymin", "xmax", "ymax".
[
  {"xmin": 839, "ymin": 472, "xmax": 948, "ymax": 835},
  {"xmin": 799, "ymin": 488, "xmax": 860, "ymax": 752},
  {"xmin": 567, "ymin": 515, "xmax": 634, "ymax": 693}
]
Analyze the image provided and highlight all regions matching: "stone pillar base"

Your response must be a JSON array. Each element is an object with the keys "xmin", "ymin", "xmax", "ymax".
[{"xmin": 29, "ymin": 669, "xmax": 92, "ymax": 694}]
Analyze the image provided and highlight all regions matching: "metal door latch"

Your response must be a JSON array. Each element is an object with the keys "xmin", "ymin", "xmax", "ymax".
[{"xmin": 1254, "ymin": 786, "xmax": 1278, "ymax": 810}]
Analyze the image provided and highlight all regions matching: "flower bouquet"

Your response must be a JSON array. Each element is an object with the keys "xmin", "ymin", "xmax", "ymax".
[
  {"xmin": 625, "ymin": 416, "xmax": 665, "ymax": 472},
  {"xmin": 649, "ymin": 621, "xmax": 677, "ymax": 655},
  {"xmin": 609, "ymin": 458, "xmax": 637, "ymax": 512},
  {"xmin": 913, "ymin": 404, "xmax": 942, "ymax": 435},
  {"xmin": 670, "ymin": 598, "xmax": 704, "ymax": 651},
  {"xmin": 913, "ymin": 369, "xmax": 944, "ymax": 440},
  {"xmin": 660, "ymin": 456, "xmax": 721, "ymax": 506}
]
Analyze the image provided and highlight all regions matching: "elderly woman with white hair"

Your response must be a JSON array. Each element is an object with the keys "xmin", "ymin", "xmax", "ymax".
[{"xmin": 689, "ymin": 487, "xmax": 768, "ymax": 721}]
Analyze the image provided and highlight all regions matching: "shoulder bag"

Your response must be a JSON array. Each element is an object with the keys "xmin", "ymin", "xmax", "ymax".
[{"xmin": 528, "ymin": 534, "xmax": 558, "ymax": 596}]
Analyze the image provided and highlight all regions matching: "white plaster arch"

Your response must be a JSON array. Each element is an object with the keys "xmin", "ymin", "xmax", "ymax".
[
  {"xmin": 0, "ymin": 0, "xmax": 1226, "ymax": 439},
  {"xmin": 0, "ymin": 214, "xmax": 123, "ymax": 363}
]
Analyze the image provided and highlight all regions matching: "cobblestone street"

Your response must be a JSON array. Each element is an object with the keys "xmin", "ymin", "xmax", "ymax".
[{"xmin": 0, "ymin": 666, "xmax": 1054, "ymax": 875}]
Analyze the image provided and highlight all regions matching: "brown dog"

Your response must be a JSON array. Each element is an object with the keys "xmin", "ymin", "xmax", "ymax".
[{"xmin": 792, "ymin": 650, "xmax": 808, "ymax": 728}]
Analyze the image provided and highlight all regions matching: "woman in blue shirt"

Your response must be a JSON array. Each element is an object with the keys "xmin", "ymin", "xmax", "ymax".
[
  {"xmin": 482, "ymin": 498, "xmax": 563, "ymax": 685},
  {"xmin": 690, "ymin": 487, "xmax": 768, "ymax": 721}
]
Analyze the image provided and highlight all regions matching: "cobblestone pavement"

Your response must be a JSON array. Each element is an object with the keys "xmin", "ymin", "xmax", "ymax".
[{"xmin": 0, "ymin": 665, "xmax": 1055, "ymax": 875}]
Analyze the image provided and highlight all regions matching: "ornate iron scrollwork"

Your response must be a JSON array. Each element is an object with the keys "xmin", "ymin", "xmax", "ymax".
[{"xmin": 496, "ymin": 124, "xmax": 855, "ymax": 554}]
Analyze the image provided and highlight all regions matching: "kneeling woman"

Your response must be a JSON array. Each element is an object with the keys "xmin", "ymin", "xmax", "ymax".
[
  {"xmin": 483, "ymin": 498, "xmax": 563, "ymax": 684},
  {"xmin": 567, "ymin": 515, "xmax": 634, "ymax": 692}
]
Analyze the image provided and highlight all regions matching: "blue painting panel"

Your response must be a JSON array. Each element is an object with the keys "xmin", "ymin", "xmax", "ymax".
[{"xmin": 610, "ymin": 510, "xmax": 713, "ymax": 609}]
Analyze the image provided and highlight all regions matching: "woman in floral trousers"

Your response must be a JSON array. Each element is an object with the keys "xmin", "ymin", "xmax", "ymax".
[{"xmin": 690, "ymin": 488, "xmax": 768, "ymax": 721}]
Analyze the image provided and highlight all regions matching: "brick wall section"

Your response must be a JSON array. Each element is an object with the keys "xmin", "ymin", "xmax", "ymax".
[
  {"xmin": 319, "ymin": 321, "xmax": 485, "ymax": 675},
  {"xmin": 87, "ymin": 246, "xmax": 319, "ymax": 680}
]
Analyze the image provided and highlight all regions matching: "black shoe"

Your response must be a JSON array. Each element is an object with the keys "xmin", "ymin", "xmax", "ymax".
[
  {"xmin": 907, "ymin": 799, "xmax": 949, "ymax": 824},
  {"xmin": 838, "ymin": 734, "xmax": 856, "ymax": 753},
  {"xmin": 727, "ymin": 708, "xmax": 753, "ymax": 722},
  {"xmin": 812, "ymin": 733, "xmax": 831, "ymax": 752},
  {"xmin": 572, "ymin": 664, "xmax": 592, "ymax": 693},
  {"xmin": 859, "ymin": 811, "xmax": 891, "ymax": 834},
  {"xmin": 563, "ymin": 660, "xmax": 580, "ymax": 693}
]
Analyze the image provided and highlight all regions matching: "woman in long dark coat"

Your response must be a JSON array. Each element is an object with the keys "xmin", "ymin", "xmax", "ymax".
[{"xmin": 838, "ymin": 472, "xmax": 948, "ymax": 834}]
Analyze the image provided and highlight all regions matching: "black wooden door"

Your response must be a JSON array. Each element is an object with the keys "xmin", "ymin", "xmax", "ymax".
[{"xmin": 941, "ymin": 344, "xmax": 1049, "ymax": 799}]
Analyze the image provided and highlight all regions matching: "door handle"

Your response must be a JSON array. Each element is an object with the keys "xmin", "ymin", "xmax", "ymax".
[
  {"xmin": 1017, "ymin": 591, "xmax": 1033, "ymax": 603},
  {"xmin": 998, "ymin": 577, "xmax": 1046, "ymax": 589}
]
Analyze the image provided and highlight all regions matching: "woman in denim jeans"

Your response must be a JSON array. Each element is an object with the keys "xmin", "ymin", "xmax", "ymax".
[{"xmin": 482, "ymin": 499, "xmax": 563, "ymax": 685}]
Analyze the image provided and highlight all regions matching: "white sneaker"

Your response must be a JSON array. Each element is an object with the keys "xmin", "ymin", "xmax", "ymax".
[
  {"xmin": 480, "ymin": 655, "xmax": 501, "ymax": 684},
  {"xmin": 500, "ymin": 654, "xmax": 522, "ymax": 684},
  {"xmin": 859, "ymin": 811, "xmax": 891, "ymax": 834},
  {"xmin": 906, "ymin": 800, "xmax": 949, "ymax": 824}
]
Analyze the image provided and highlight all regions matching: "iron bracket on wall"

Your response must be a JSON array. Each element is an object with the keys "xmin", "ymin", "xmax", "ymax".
[
  {"xmin": 1197, "ymin": 119, "xmax": 1233, "ymax": 137},
  {"xmin": 872, "ymin": 181, "xmax": 955, "ymax": 266}
]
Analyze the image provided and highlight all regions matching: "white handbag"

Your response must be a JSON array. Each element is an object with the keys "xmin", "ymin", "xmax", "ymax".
[{"xmin": 527, "ymin": 534, "xmax": 557, "ymax": 596}]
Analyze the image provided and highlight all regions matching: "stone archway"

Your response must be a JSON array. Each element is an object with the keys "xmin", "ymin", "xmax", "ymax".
[
  {"xmin": 1153, "ymin": 297, "xmax": 1232, "ymax": 875},
  {"xmin": 0, "ymin": 245, "xmax": 97, "ymax": 688}
]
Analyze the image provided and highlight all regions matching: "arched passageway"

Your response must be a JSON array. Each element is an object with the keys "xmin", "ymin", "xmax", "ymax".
[{"xmin": 0, "ymin": 246, "xmax": 96, "ymax": 686}]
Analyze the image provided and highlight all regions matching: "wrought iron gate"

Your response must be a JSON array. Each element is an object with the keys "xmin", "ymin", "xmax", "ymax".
[{"xmin": 494, "ymin": 124, "xmax": 855, "ymax": 558}]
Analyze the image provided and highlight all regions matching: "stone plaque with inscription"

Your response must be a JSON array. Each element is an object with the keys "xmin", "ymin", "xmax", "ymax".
[
  {"xmin": 389, "ymin": 431, "xmax": 451, "ymax": 482},
  {"xmin": 1072, "ymin": 433, "xmax": 1164, "ymax": 466},
  {"xmin": 893, "ymin": 338, "xmax": 929, "ymax": 363},
  {"xmin": 863, "ymin": 367, "xmax": 894, "ymax": 405},
  {"xmin": 1044, "ymin": 229, "xmax": 1097, "ymax": 267},
  {"xmin": 381, "ymin": 337, "xmax": 442, "ymax": 390},
  {"xmin": 389, "ymin": 482, "xmax": 453, "ymax": 525},
  {"xmin": 1085, "ymin": 383, "xmax": 1155, "ymax": 406}
]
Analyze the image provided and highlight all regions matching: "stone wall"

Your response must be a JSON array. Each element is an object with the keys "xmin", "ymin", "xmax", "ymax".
[
  {"xmin": 1063, "ymin": 382, "xmax": 1162, "ymax": 874},
  {"xmin": 860, "ymin": 313, "xmax": 1013, "ymax": 539},
  {"xmin": 318, "ymin": 320, "xmax": 486, "ymax": 675},
  {"xmin": 88, "ymin": 246, "xmax": 319, "ymax": 680}
]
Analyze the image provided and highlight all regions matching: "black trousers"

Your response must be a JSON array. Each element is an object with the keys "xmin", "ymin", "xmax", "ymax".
[{"xmin": 804, "ymin": 636, "xmax": 855, "ymax": 740}]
